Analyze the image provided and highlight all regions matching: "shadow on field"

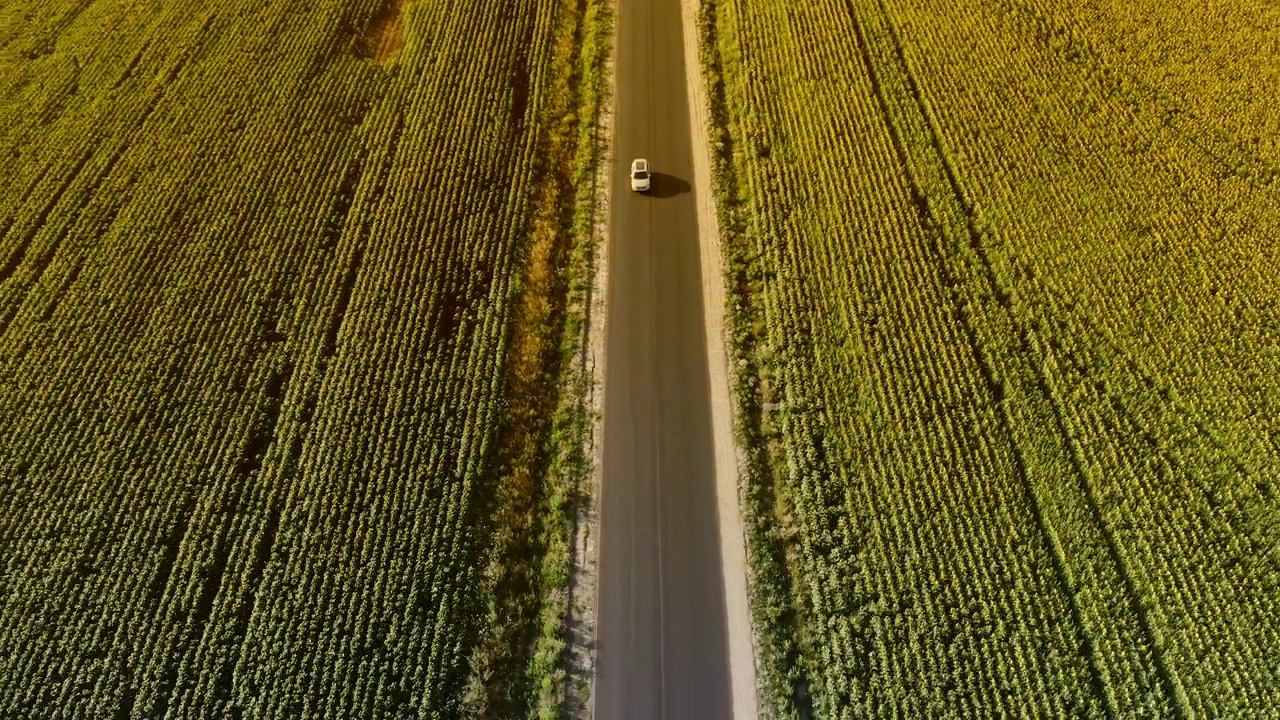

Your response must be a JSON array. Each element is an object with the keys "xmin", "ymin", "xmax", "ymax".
[{"xmin": 645, "ymin": 172, "xmax": 690, "ymax": 199}]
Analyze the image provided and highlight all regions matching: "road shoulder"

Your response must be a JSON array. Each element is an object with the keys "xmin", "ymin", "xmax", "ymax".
[{"xmin": 571, "ymin": 9, "xmax": 616, "ymax": 716}]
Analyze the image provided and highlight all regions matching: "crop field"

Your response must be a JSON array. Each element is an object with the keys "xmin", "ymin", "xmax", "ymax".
[
  {"xmin": 0, "ymin": 0, "xmax": 607, "ymax": 716},
  {"xmin": 699, "ymin": 0, "xmax": 1280, "ymax": 716}
]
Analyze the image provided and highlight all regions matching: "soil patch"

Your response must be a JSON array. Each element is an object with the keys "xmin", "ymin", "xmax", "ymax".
[{"xmin": 357, "ymin": 0, "xmax": 407, "ymax": 65}]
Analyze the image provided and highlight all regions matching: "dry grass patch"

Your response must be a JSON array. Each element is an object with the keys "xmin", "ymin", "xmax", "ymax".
[{"xmin": 357, "ymin": 0, "xmax": 407, "ymax": 64}]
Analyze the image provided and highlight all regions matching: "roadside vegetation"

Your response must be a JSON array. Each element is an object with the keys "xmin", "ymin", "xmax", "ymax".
[
  {"xmin": 698, "ymin": 0, "xmax": 1280, "ymax": 715},
  {"xmin": 0, "ymin": 0, "xmax": 608, "ymax": 716}
]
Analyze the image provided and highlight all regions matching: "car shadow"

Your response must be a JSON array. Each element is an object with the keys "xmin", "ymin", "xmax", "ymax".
[{"xmin": 645, "ymin": 172, "xmax": 691, "ymax": 199}]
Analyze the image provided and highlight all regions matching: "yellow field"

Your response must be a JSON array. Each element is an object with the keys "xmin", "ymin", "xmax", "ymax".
[
  {"xmin": 701, "ymin": 0, "xmax": 1280, "ymax": 714},
  {"xmin": 0, "ymin": 0, "xmax": 607, "ymax": 715}
]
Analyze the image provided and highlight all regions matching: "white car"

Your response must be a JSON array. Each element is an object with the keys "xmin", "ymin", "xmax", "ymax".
[{"xmin": 630, "ymin": 158, "xmax": 651, "ymax": 192}]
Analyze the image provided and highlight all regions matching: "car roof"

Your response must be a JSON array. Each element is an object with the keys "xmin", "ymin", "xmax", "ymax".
[{"xmin": 632, "ymin": 158, "xmax": 648, "ymax": 169}]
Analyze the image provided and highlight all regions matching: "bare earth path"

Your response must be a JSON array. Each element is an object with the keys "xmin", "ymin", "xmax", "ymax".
[{"xmin": 591, "ymin": 0, "xmax": 758, "ymax": 712}]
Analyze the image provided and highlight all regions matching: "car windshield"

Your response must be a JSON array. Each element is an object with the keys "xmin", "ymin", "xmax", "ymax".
[{"xmin": 634, "ymin": 170, "xmax": 649, "ymax": 179}]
